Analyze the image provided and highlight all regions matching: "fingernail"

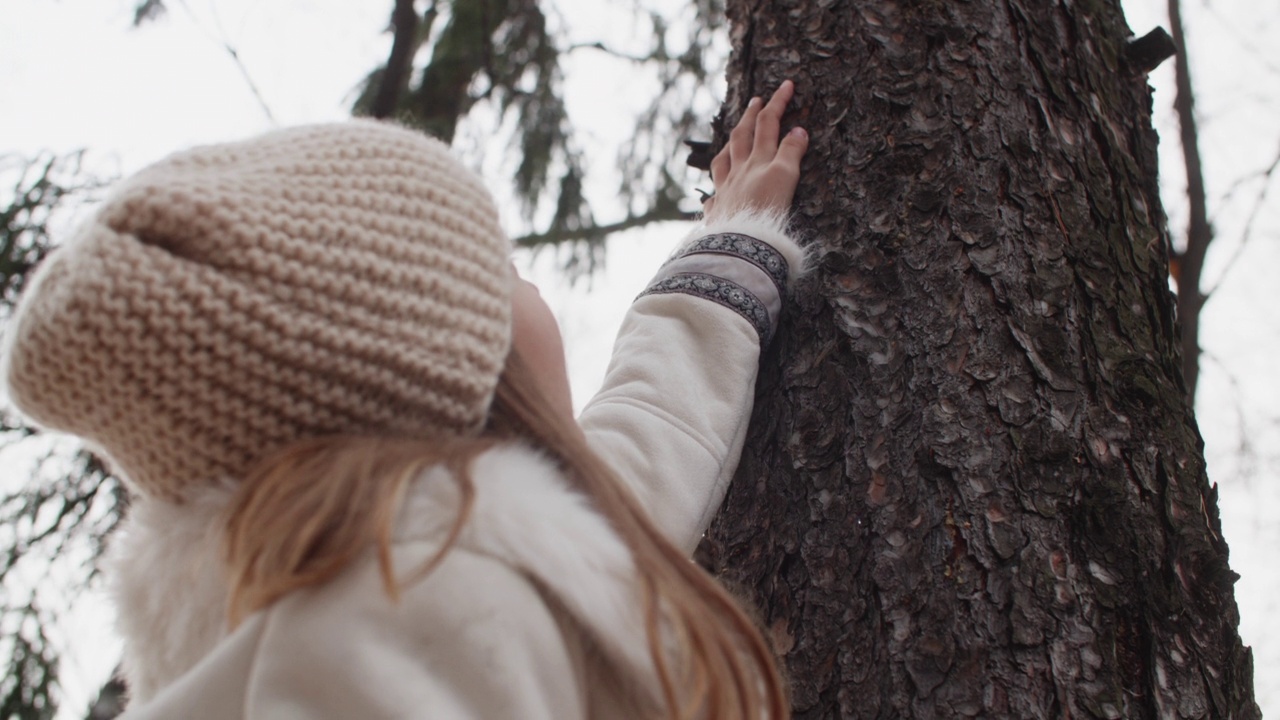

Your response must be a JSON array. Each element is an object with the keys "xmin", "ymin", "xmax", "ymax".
[
  {"xmin": 790, "ymin": 127, "xmax": 807, "ymax": 139},
  {"xmin": 748, "ymin": 96, "xmax": 762, "ymax": 108}
]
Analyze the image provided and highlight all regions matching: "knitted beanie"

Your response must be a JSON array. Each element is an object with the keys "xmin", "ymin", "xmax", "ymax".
[{"xmin": 3, "ymin": 121, "xmax": 513, "ymax": 500}]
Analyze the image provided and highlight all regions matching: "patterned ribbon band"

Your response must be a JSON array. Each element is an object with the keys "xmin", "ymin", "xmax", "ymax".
[
  {"xmin": 642, "ymin": 273, "xmax": 773, "ymax": 343},
  {"xmin": 669, "ymin": 233, "xmax": 789, "ymax": 298},
  {"xmin": 638, "ymin": 233, "xmax": 790, "ymax": 345}
]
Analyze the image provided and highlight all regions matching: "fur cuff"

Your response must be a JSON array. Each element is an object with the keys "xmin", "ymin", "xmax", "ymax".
[{"xmin": 687, "ymin": 208, "xmax": 808, "ymax": 284}]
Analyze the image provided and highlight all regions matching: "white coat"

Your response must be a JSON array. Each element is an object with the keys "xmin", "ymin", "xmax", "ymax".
[{"xmin": 107, "ymin": 211, "xmax": 804, "ymax": 719}]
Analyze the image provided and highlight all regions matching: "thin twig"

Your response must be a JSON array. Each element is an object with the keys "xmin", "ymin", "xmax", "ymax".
[
  {"xmin": 566, "ymin": 41, "xmax": 651, "ymax": 64},
  {"xmin": 172, "ymin": 0, "xmax": 277, "ymax": 124},
  {"xmin": 1203, "ymin": 141, "xmax": 1280, "ymax": 300},
  {"xmin": 1217, "ymin": 158, "xmax": 1278, "ymax": 207},
  {"xmin": 1200, "ymin": 350, "xmax": 1259, "ymax": 488},
  {"xmin": 1200, "ymin": 2, "xmax": 1280, "ymax": 77},
  {"xmin": 222, "ymin": 44, "xmax": 277, "ymax": 124}
]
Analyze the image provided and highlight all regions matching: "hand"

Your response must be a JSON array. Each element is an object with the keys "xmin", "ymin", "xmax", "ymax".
[{"xmin": 704, "ymin": 80, "xmax": 809, "ymax": 221}]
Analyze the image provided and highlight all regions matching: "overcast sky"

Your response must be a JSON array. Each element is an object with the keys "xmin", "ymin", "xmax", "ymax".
[{"xmin": 3, "ymin": 0, "xmax": 1278, "ymax": 715}]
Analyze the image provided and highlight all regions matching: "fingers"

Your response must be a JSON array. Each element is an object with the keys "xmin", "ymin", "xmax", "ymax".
[
  {"xmin": 710, "ymin": 144, "xmax": 731, "ymax": 184},
  {"xmin": 774, "ymin": 126, "xmax": 809, "ymax": 172},
  {"xmin": 706, "ymin": 80, "xmax": 806, "ymax": 219},
  {"xmin": 727, "ymin": 96, "xmax": 763, "ymax": 164},
  {"xmin": 752, "ymin": 80, "xmax": 794, "ymax": 158}
]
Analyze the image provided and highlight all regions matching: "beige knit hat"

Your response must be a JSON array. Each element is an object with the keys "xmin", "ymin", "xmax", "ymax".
[{"xmin": 3, "ymin": 121, "xmax": 513, "ymax": 500}]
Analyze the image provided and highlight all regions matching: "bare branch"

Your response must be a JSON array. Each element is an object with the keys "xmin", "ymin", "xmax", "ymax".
[
  {"xmin": 220, "ymin": 43, "xmax": 276, "ymax": 125},
  {"xmin": 1201, "ymin": 2, "xmax": 1280, "ymax": 78},
  {"xmin": 566, "ymin": 41, "xmax": 650, "ymax": 64},
  {"xmin": 169, "ymin": 0, "xmax": 276, "ymax": 123},
  {"xmin": 1204, "ymin": 140, "xmax": 1280, "ymax": 299},
  {"xmin": 1201, "ymin": 351, "xmax": 1260, "ymax": 485}
]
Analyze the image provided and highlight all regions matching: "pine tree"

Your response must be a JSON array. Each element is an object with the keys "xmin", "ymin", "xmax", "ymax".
[{"xmin": 699, "ymin": 1, "xmax": 1260, "ymax": 716}]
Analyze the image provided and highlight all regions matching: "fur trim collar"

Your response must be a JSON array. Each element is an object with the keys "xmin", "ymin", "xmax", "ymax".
[
  {"xmin": 107, "ymin": 480, "xmax": 235, "ymax": 701},
  {"xmin": 108, "ymin": 442, "xmax": 657, "ymax": 703},
  {"xmin": 399, "ymin": 444, "xmax": 658, "ymax": 688}
]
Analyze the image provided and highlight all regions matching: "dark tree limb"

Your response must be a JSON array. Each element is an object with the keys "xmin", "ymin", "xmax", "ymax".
[
  {"xmin": 131, "ymin": 0, "xmax": 166, "ymax": 26},
  {"xmin": 411, "ymin": 0, "xmax": 512, "ymax": 143},
  {"xmin": 1168, "ymin": 0, "xmax": 1213, "ymax": 401},
  {"xmin": 513, "ymin": 204, "xmax": 695, "ymax": 249},
  {"xmin": 1124, "ymin": 27, "xmax": 1176, "ymax": 74},
  {"xmin": 368, "ymin": 0, "xmax": 425, "ymax": 119},
  {"xmin": 683, "ymin": 139, "xmax": 713, "ymax": 171}
]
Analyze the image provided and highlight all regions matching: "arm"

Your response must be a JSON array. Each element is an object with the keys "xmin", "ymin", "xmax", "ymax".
[{"xmin": 580, "ymin": 81, "xmax": 809, "ymax": 554}]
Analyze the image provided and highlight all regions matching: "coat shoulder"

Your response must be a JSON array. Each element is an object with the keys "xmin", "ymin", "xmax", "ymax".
[
  {"xmin": 400, "ymin": 443, "xmax": 660, "ymax": 694},
  {"xmin": 109, "ymin": 442, "xmax": 659, "ymax": 710},
  {"xmin": 245, "ymin": 541, "xmax": 589, "ymax": 719}
]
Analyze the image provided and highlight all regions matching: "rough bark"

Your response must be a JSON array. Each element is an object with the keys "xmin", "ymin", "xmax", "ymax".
[{"xmin": 699, "ymin": 1, "xmax": 1260, "ymax": 718}]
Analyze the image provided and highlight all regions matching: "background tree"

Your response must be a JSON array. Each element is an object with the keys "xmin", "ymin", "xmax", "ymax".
[
  {"xmin": 344, "ymin": 0, "xmax": 730, "ymax": 261},
  {"xmin": 1165, "ymin": 0, "xmax": 1210, "ymax": 401},
  {"xmin": 0, "ymin": 153, "xmax": 117, "ymax": 720},
  {"xmin": 1163, "ymin": 0, "xmax": 1280, "ymax": 409},
  {"xmin": 698, "ymin": 0, "xmax": 1260, "ymax": 716},
  {"xmin": 133, "ymin": 0, "xmax": 728, "ymax": 259}
]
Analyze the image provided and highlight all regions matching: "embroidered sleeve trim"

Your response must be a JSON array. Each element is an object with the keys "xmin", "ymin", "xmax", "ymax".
[
  {"xmin": 671, "ymin": 233, "xmax": 790, "ymax": 296},
  {"xmin": 638, "ymin": 272, "xmax": 772, "ymax": 344}
]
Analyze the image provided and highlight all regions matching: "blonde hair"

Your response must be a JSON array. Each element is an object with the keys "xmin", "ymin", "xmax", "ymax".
[{"xmin": 224, "ymin": 350, "xmax": 789, "ymax": 720}]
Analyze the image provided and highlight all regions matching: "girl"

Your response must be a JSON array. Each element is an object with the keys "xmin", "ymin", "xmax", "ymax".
[{"xmin": 4, "ymin": 80, "xmax": 809, "ymax": 719}]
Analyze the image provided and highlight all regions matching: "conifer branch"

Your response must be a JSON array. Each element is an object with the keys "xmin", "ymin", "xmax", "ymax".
[{"xmin": 514, "ymin": 205, "xmax": 696, "ymax": 249}]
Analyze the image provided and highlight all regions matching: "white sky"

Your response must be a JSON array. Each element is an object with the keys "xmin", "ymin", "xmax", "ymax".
[{"xmin": 2, "ymin": 0, "xmax": 1278, "ymax": 716}]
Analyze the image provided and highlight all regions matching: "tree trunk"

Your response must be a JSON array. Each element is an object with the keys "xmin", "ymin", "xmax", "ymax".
[{"xmin": 699, "ymin": 1, "xmax": 1260, "ymax": 718}]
